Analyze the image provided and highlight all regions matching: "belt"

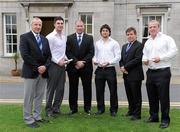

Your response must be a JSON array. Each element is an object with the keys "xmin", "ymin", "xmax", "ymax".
[
  {"xmin": 148, "ymin": 67, "xmax": 170, "ymax": 72},
  {"xmin": 97, "ymin": 66, "xmax": 115, "ymax": 70}
]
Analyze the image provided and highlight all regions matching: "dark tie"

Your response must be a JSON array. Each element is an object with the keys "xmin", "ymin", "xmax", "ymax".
[
  {"xmin": 36, "ymin": 34, "xmax": 42, "ymax": 50},
  {"xmin": 77, "ymin": 34, "xmax": 81, "ymax": 46},
  {"xmin": 126, "ymin": 43, "xmax": 132, "ymax": 52}
]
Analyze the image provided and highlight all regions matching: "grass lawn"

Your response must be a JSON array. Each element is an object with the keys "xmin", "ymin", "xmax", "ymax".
[{"xmin": 0, "ymin": 104, "xmax": 180, "ymax": 132}]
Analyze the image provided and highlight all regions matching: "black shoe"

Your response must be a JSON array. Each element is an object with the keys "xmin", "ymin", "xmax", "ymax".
[
  {"xmin": 145, "ymin": 117, "xmax": 159, "ymax": 123},
  {"xmin": 68, "ymin": 110, "xmax": 78, "ymax": 115},
  {"xmin": 27, "ymin": 122, "xmax": 40, "ymax": 128},
  {"xmin": 159, "ymin": 122, "xmax": 169, "ymax": 129},
  {"xmin": 85, "ymin": 110, "xmax": 91, "ymax": 115},
  {"xmin": 95, "ymin": 110, "xmax": 104, "ymax": 115},
  {"xmin": 130, "ymin": 116, "xmax": 141, "ymax": 121},
  {"xmin": 53, "ymin": 110, "xmax": 60, "ymax": 114},
  {"xmin": 110, "ymin": 112, "xmax": 117, "ymax": 117},
  {"xmin": 35, "ymin": 119, "xmax": 49, "ymax": 124}
]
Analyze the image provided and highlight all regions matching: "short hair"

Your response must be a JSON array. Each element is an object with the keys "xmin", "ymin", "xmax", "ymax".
[
  {"xmin": 31, "ymin": 17, "xmax": 42, "ymax": 25},
  {"xmin": 54, "ymin": 16, "xmax": 64, "ymax": 24},
  {"xmin": 148, "ymin": 20, "xmax": 160, "ymax": 28},
  {"xmin": 75, "ymin": 20, "xmax": 84, "ymax": 25},
  {"xmin": 100, "ymin": 24, "xmax": 111, "ymax": 36},
  {"xmin": 126, "ymin": 27, "xmax": 137, "ymax": 35}
]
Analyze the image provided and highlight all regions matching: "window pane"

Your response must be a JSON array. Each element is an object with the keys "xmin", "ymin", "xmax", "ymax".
[
  {"xmin": 87, "ymin": 25, "xmax": 92, "ymax": 33},
  {"xmin": 6, "ymin": 45, "xmax": 12, "ymax": 53},
  {"xmin": 12, "ymin": 25, "xmax": 17, "ymax": 33},
  {"xmin": 143, "ymin": 16, "xmax": 148, "ymax": 26},
  {"xmin": 13, "ymin": 44, "xmax": 17, "ymax": 53},
  {"xmin": 6, "ymin": 15, "xmax": 11, "ymax": 24},
  {"xmin": 12, "ymin": 15, "xmax": 16, "ymax": 24},
  {"xmin": 13, "ymin": 35, "xmax": 17, "ymax": 43},
  {"xmin": 84, "ymin": 26, "xmax": 87, "ymax": 33},
  {"xmin": 156, "ymin": 16, "xmax": 161, "ymax": 24},
  {"xmin": 6, "ymin": 35, "xmax": 12, "ymax": 43},
  {"xmin": 149, "ymin": 16, "xmax": 155, "ymax": 21},
  {"xmin": 81, "ymin": 15, "xmax": 86, "ymax": 23},
  {"xmin": 87, "ymin": 15, "xmax": 92, "ymax": 24},
  {"xmin": 6, "ymin": 25, "xmax": 11, "ymax": 33},
  {"xmin": 142, "ymin": 27, "xmax": 148, "ymax": 37}
]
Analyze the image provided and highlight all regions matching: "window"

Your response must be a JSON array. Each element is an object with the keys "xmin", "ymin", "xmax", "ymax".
[
  {"xmin": 3, "ymin": 14, "xmax": 17, "ymax": 56},
  {"xmin": 79, "ymin": 13, "xmax": 93, "ymax": 35},
  {"xmin": 142, "ymin": 15, "xmax": 163, "ymax": 44}
]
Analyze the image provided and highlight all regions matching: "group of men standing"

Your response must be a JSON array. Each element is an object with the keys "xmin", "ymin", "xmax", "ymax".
[{"xmin": 19, "ymin": 17, "xmax": 177, "ymax": 129}]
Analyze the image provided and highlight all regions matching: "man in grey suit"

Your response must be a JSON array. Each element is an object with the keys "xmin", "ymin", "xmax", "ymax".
[{"xmin": 19, "ymin": 17, "xmax": 51, "ymax": 128}]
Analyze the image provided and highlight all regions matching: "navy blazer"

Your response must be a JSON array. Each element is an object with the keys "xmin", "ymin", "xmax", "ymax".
[
  {"xmin": 66, "ymin": 33, "xmax": 94, "ymax": 72},
  {"xmin": 19, "ymin": 31, "xmax": 51, "ymax": 78},
  {"xmin": 119, "ymin": 40, "xmax": 144, "ymax": 81}
]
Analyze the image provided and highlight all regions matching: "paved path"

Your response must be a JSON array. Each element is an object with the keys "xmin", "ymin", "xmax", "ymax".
[{"xmin": 0, "ymin": 76, "xmax": 180, "ymax": 107}]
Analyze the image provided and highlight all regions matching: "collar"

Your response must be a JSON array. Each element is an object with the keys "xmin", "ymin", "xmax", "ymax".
[
  {"xmin": 100, "ymin": 37, "xmax": 112, "ymax": 42},
  {"xmin": 76, "ymin": 32, "xmax": 84, "ymax": 37},
  {"xmin": 52, "ymin": 29, "xmax": 64, "ymax": 36},
  {"xmin": 31, "ymin": 30, "xmax": 40, "ymax": 38}
]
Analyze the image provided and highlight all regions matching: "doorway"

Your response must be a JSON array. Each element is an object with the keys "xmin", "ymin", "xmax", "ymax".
[{"xmin": 40, "ymin": 17, "xmax": 54, "ymax": 36}]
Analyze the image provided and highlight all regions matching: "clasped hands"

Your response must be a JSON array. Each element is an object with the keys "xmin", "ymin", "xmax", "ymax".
[
  {"xmin": 75, "ymin": 61, "xmax": 86, "ymax": 69},
  {"xmin": 120, "ymin": 66, "xmax": 128, "ymax": 74}
]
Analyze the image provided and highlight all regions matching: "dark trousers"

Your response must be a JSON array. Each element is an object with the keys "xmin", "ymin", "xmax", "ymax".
[
  {"xmin": 146, "ymin": 67, "xmax": 171, "ymax": 123},
  {"xmin": 67, "ymin": 68, "xmax": 92, "ymax": 112},
  {"xmin": 45, "ymin": 62, "xmax": 65, "ymax": 113},
  {"xmin": 124, "ymin": 79, "xmax": 142, "ymax": 117},
  {"xmin": 95, "ymin": 67, "xmax": 118, "ymax": 113}
]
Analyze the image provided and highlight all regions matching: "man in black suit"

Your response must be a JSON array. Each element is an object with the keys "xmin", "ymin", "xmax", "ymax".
[
  {"xmin": 19, "ymin": 17, "xmax": 51, "ymax": 128},
  {"xmin": 119, "ymin": 27, "xmax": 144, "ymax": 120},
  {"xmin": 66, "ymin": 20, "xmax": 94, "ymax": 115}
]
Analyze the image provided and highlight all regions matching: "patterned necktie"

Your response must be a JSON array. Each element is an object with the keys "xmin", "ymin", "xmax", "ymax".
[
  {"xmin": 77, "ymin": 34, "xmax": 81, "ymax": 46},
  {"xmin": 126, "ymin": 43, "xmax": 132, "ymax": 52},
  {"xmin": 36, "ymin": 34, "xmax": 42, "ymax": 50}
]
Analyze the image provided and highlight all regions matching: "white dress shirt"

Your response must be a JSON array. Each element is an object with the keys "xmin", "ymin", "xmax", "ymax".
[
  {"xmin": 76, "ymin": 32, "xmax": 83, "ymax": 45},
  {"xmin": 93, "ymin": 37, "xmax": 121, "ymax": 67},
  {"xmin": 142, "ymin": 32, "xmax": 178, "ymax": 69},
  {"xmin": 46, "ymin": 29, "xmax": 66, "ymax": 64}
]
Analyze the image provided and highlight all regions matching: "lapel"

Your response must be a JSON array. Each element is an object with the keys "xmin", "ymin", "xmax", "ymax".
[
  {"xmin": 73, "ymin": 33, "xmax": 78, "ymax": 47},
  {"xmin": 29, "ymin": 31, "xmax": 43, "ymax": 55},
  {"xmin": 80, "ymin": 33, "xmax": 85, "ymax": 48},
  {"xmin": 124, "ymin": 41, "xmax": 137, "ymax": 60}
]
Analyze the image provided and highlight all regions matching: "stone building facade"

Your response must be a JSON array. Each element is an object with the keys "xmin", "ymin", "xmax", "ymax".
[{"xmin": 0, "ymin": 0, "xmax": 180, "ymax": 75}]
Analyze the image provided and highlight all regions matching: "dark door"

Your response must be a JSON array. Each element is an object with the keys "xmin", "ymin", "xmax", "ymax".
[{"xmin": 40, "ymin": 17, "xmax": 54, "ymax": 36}]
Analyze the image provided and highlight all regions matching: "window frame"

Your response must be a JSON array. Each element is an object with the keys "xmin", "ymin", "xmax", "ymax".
[
  {"xmin": 141, "ymin": 14, "xmax": 164, "ymax": 44},
  {"xmin": 79, "ymin": 13, "xmax": 94, "ymax": 36},
  {"xmin": 3, "ymin": 13, "xmax": 17, "ymax": 57}
]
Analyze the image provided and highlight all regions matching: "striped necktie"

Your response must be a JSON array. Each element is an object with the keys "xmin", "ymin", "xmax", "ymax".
[
  {"xmin": 77, "ymin": 34, "xmax": 82, "ymax": 46},
  {"xmin": 36, "ymin": 34, "xmax": 42, "ymax": 50},
  {"xmin": 126, "ymin": 43, "xmax": 132, "ymax": 52}
]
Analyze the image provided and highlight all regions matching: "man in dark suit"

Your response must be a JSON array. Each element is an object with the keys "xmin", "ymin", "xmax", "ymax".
[
  {"xmin": 119, "ymin": 27, "xmax": 144, "ymax": 120},
  {"xmin": 66, "ymin": 20, "xmax": 94, "ymax": 115},
  {"xmin": 19, "ymin": 17, "xmax": 51, "ymax": 128}
]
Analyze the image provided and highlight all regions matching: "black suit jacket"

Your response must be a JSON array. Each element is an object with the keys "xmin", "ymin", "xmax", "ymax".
[
  {"xmin": 66, "ymin": 33, "xmax": 94, "ymax": 72},
  {"xmin": 119, "ymin": 40, "xmax": 144, "ymax": 81},
  {"xmin": 19, "ymin": 31, "xmax": 51, "ymax": 78}
]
